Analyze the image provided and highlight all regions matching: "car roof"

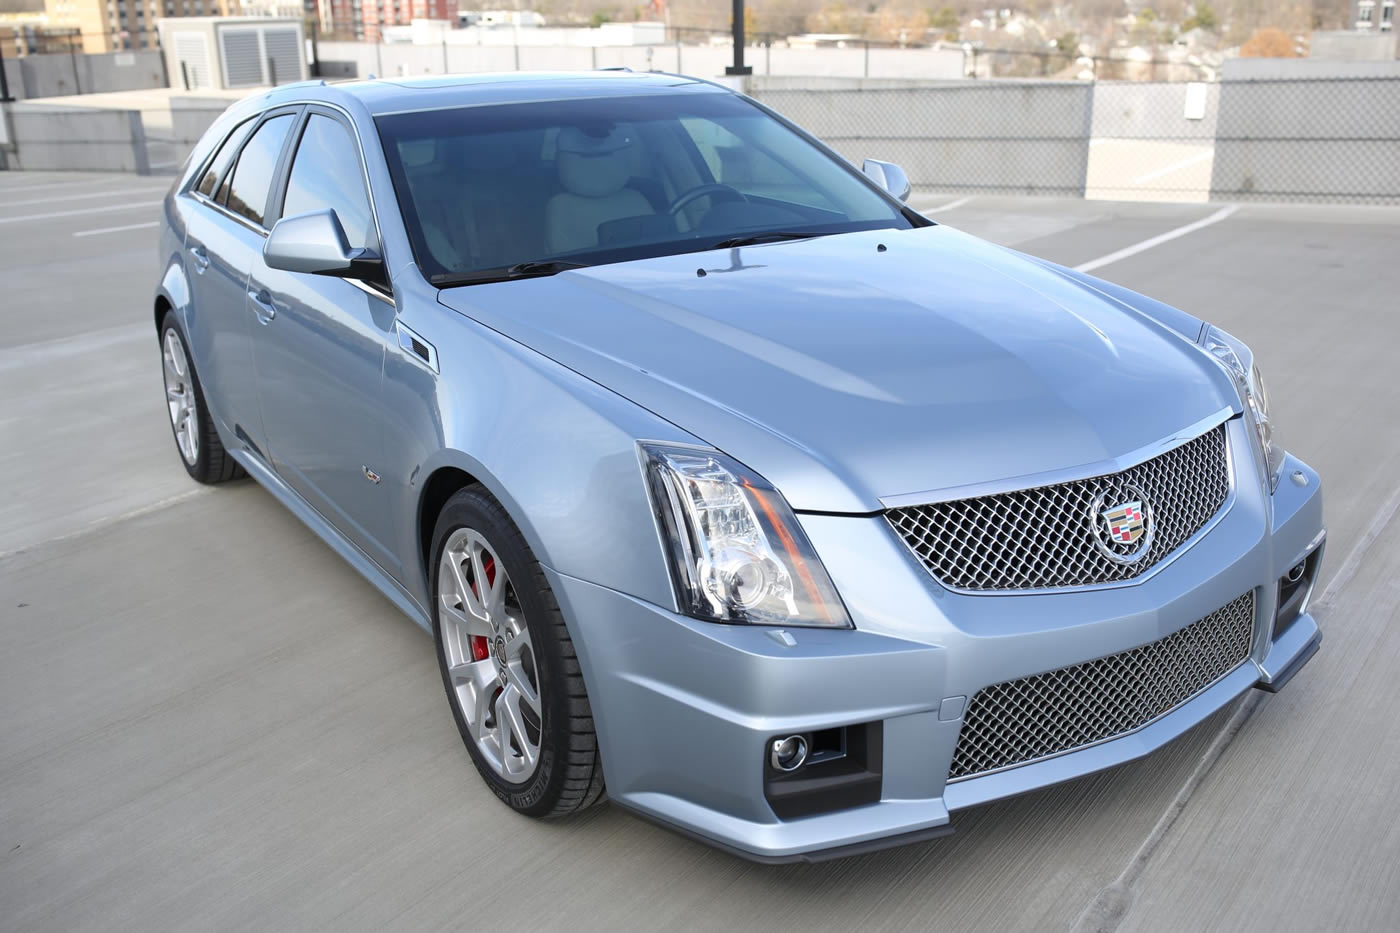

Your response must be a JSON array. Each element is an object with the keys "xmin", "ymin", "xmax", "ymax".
[{"xmin": 259, "ymin": 70, "xmax": 732, "ymax": 118}]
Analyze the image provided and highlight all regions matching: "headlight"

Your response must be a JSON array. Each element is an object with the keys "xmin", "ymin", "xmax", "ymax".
[
  {"xmin": 1201, "ymin": 325, "xmax": 1285, "ymax": 492},
  {"xmin": 640, "ymin": 443, "xmax": 852, "ymax": 628}
]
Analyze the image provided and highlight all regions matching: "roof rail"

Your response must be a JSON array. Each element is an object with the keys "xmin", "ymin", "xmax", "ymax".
[{"xmin": 596, "ymin": 66, "xmax": 633, "ymax": 72}]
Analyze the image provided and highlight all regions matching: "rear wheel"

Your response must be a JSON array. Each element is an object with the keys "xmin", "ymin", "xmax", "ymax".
[
  {"xmin": 431, "ymin": 485, "xmax": 605, "ymax": 816},
  {"xmin": 159, "ymin": 315, "xmax": 243, "ymax": 485}
]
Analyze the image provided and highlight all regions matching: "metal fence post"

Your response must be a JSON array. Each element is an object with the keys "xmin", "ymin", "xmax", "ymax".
[
  {"xmin": 374, "ymin": 40, "xmax": 382, "ymax": 78},
  {"xmin": 442, "ymin": 36, "xmax": 448, "ymax": 74},
  {"xmin": 69, "ymin": 42, "xmax": 82, "ymax": 94},
  {"xmin": 676, "ymin": 37, "xmax": 681, "ymax": 75},
  {"xmin": 0, "ymin": 41, "xmax": 13, "ymax": 102},
  {"xmin": 863, "ymin": 40, "xmax": 869, "ymax": 78}
]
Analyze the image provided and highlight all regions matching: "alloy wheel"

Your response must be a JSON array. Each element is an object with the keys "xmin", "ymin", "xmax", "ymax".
[
  {"xmin": 438, "ymin": 527, "xmax": 543, "ymax": 782},
  {"xmin": 162, "ymin": 329, "xmax": 199, "ymax": 466}
]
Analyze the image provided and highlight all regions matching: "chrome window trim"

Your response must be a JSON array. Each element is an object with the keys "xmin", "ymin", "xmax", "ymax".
[
  {"xmin": 186, "ymin": 189, "xmax": 270, "ymax": 238},
  {"xmin": 348, "ymin": 276, "xmax": 395, "ymax": 306},
  {"xmin": 889, "ymin": 409, "xmax": 1239, "ymax": 597}
]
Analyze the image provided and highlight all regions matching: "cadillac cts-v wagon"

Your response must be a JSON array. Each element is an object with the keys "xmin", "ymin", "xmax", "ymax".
[{"xmin": 152, "ymin": 71, "xmax": 1324, "ymax": 862}]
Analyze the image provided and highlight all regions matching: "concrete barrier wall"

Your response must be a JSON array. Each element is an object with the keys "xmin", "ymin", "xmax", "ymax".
[
  {"xmin": 1090, "ymin": 81, "xmax": 1219, "ymax": 140},
  {"xmin": 1, "ymin": 51, "xmax": 166, "ymax": 100},
  {"xmin": 1, "ymin": 103, "xmax": 150, "ymax": 173},
  {"xmin": 1210, "ymin": 78, "xmax": 1400, "ymax": 203},
  {"xmin": 312, "ymin": 40, "xmax": 964, "ymax": 81},
  {"xmin": 752, "ymin": 82, "xmax": 1094, "ymax": 196}
]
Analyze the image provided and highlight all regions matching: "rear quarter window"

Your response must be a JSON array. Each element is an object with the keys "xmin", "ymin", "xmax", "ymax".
[
  {"xmin": 221, "ymin": 113, "xmax": 295, "ymax": 226},
  {"xmin": 194, "ymin": 118, "xmax": 256, "ymax": 199}
]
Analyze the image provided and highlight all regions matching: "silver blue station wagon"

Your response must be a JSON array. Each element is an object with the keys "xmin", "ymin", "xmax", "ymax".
[{"xmin": 153, "ymin": 72, "xmax": 1324, "ymax": 862}]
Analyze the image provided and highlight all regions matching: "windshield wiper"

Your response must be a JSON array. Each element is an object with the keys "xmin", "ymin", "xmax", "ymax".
[
  {"xmin": 431, "ymin": 259, "xmax": 587, "ymax": 288},
  {"xmin": 707, "ymin": 231, "xmax": 826, "ymax": 250}
]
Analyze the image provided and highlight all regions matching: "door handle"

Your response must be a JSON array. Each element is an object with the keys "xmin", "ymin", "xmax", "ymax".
[
  {"xmin": 248, "ymin": 286, "xmax": 277, "ymax": 324},
  {"xmin": 188, "ymin": 244, "xmax": 210, "ymax": 274}
]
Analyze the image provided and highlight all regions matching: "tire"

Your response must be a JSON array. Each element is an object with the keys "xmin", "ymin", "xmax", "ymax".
[
  {"xmin": 430, "ymin": 484, "xmax": 605, "ymax": 817},
  {"xmin": 159, "ymin": 313, "xmax": 244, "ymax": 485}
]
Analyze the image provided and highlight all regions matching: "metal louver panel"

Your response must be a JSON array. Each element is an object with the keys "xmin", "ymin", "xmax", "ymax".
[
  {"xmin": 173, "ymin": 32, "xmax": 211, "ymax": 90},
  {"xmin": 220, "ymin": 29, "xmax": 264, "ymax": 89},
  {"xmin": 262, "ymin": 27, "xmax": 301, "ymax": 86}
]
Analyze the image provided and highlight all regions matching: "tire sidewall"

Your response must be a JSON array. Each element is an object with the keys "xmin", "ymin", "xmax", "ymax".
[
  {"xmin": 430, "ymin": 488, "xmax": 570, "ymax": 816},
  {"xmin": 159, "ymin": 317, "xmax": 215, "ymax": 483}
]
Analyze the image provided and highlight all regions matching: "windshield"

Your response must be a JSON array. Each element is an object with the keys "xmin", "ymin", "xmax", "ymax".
[{"xmin": 374, "ymin": 92, "xmax": 912, "ymax": 284}]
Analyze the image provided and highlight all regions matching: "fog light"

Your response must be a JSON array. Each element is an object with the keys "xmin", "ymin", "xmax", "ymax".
[
  {"xmin": 1286, "ymin": 562, "xmax": 1306, "ymax": 583},
  {"xmin": 770, "ymin": 735, "xmax": 809, "ymax": 772}
]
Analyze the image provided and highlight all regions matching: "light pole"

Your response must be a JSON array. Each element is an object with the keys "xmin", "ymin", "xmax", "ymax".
[{"xmin": 725, "ymin": 0, "xmax": 751, "ymax": 76}]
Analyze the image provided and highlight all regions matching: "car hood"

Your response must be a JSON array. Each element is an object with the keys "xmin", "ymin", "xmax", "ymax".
[{"xmin": 437, "ymin": 225, "xmax": 1239, "ymax": 512}]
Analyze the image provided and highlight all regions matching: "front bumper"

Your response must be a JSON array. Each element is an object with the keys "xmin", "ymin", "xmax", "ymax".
[{"xmin": 549, "ymin": 428, "xmax": 1325, "ymax": 863}]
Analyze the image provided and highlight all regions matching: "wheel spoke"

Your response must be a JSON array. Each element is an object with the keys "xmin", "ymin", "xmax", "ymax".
[
  {"xmin": 452, "ymin": 550, "xmax": 490, "ymax": 626},
  {"xmin": 439, "ymin": 597, "xmax": 491, "ymax": 640},
  {"xmin": 467, "ymin": 538, "xmax": 505, "ymax": 624},
  {"xmin": 502, "ymin": 656, "xmax": 539, "ymax": 715},
  {"xmin": 499, "ymin": 685, "xmax": 538, "ymax": 774}
]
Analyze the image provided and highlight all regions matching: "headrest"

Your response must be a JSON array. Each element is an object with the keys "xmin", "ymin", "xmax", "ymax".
[{"xmin": 557, "ymin": 123, "xmax": 637, "ymax": 198}]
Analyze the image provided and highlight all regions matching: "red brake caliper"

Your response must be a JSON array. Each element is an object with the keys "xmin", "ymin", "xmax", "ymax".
[{"xmin": 469, "ymin": 554, "xmax": 497, "ymax": 662}]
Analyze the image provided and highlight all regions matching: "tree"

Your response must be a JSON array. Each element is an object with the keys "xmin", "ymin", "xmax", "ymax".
[
  {"xmin": 929, "ymin": 6, "xmax": 959, "ymax": 32},
  {"xmin": 1240, "ymin": 27, "xmax": 1296, "ymax": 57},
  {"xmin": 1182, "ymin": 2, "xmax": 1218, "ymax": 31},
  {"xmin": 1053, "ymin": 31, "xmax": 1080, "ymax": 58}
]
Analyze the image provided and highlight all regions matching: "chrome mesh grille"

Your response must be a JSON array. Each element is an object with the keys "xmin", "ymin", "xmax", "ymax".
[
  {"xmin": 949, "ymin": 591, "xmax": 1256, "ymax": 781},
  {"xmin": 887, "ymin": 424, "xmax": 1230, "ymax": 591}
]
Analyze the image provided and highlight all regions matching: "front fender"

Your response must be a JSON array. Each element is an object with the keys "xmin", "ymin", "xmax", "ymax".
[{"xmin": 386, "ymin": 297, "xmax": 698, "ymax": 617}]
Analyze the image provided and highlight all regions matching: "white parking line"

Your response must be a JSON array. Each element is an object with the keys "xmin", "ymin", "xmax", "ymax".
[
  {"xmin": 0, "ymin": 177, "xmax": 129, "ymax": 195},
  {"xmin": 0, "ymin": 200, "xmax": 162, "ymax": 225},
  {"xmin": 3, "ymin": 186, "xmax": 170, "ymax": 209},
  {"xmin": 926, "ymin": 195, "xmax": 976, "ymax": 214},
  {"xmin": 1073, "ymin": 205, "xmax": 1240, "ymax": 274},
  {"xmin": 73, "ymin": 220, "xmax": 161, "ymax": 238},
  {"xmin": 1131, "ymin": 150, "xmax": 1215, "ymax": 185}
]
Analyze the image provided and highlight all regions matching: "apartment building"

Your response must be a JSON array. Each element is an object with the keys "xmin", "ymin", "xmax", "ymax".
[{"xmin": 44, "ymin": 0, "xmax": 236, "ymax": 52}]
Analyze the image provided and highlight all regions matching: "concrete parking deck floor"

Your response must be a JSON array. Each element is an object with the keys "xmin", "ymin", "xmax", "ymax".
[{"xmin": 2, "ymin": 176, "xmax": 1398, "ymax": 932}]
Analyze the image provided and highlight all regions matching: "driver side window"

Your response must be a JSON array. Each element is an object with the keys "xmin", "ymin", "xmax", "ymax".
[{"xmin": 282, "ymin": 114, "xmax": 374, "ymax": 251}]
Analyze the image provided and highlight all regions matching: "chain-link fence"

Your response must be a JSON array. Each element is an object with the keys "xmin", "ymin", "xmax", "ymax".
[{"xmin": 750, "ymin": 76, "xmax": 1400, "ymax": 205}]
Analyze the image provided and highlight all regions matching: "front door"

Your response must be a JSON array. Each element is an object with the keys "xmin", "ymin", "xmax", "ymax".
[
  {"xmin": 249, "ymin": 109, "xmax": 400, "ymax": 575},
  {"xmin": 181, "ymin": 108, "xmax": 298, "ymax": 462}
]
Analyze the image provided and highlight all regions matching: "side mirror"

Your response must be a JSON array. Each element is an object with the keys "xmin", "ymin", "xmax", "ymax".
[
  {"xmin": 862, "ymin": 159, "xmax": 912, "ymax": 202},
  {"xmin": 264, "ymin": 208, "xmax": 383, "ymax": 282}
]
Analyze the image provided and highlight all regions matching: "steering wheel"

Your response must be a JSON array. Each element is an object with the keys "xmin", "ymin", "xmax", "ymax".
[{"xmin": 667, "ymin": 183, "xmax": 747, "ymax": 216}]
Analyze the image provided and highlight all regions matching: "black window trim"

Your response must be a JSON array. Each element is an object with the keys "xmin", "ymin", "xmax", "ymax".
[
  {"xmin": 268, "ymin": 103, "xmax": 394, "ymax": 303},
  {"xmin": 189, "ymin": 114, "xmax": 256, "ymax": 202},
  {"xmin": 187, "ymin": 105, "xmax": 304, "ymax": 237}
]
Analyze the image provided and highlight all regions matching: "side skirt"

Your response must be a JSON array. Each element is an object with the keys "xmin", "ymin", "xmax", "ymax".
[{"xmin": 230, "ymin": 448, "xmax": 432, "ymax": 632}]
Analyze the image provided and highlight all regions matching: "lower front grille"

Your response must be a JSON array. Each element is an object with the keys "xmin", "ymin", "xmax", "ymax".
[{"xmin": 949, "ymin": 591, "xmax": 1256, "ymax": 781}]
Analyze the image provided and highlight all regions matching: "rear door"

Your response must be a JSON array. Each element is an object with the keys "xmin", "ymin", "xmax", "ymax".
[
  {"xmin": 248, "ymin": 107, "xmax": 400, "ymax": 575},
  {"xmin": 181, "ymin": 107, "xmax": 298, "ymax": 461}
]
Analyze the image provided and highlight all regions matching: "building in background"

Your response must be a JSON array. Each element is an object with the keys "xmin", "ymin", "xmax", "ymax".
[
  {"xmin": 318, "ymin": 0, "xmax": 453, "ymax": 41},
  {"xmin": 1354, "ymin": 0, "xmax": 1397, "ymax": 31},
  {"xmin": 43, "ymin": 0, "xmax": 239, "ymax": 52}
]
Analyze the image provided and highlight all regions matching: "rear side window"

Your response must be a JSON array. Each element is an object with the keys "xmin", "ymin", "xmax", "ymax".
[
  {"xmin": 281, "ymin": 114, "xmax": 374, "ymax": 250},
  {"xmin": 194, "ymin": 118, "xmax": 255, "ymax": 198},
  {"xmin": 221, "ymin": 113, "xmax": 294, "ymax": 226}
]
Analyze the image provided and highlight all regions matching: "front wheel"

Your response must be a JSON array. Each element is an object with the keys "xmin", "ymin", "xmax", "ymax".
[
  {"xmin": 159, "ymin": 315, "xmax": 243, "ymax": 485},
  {"xmin": 431, "ymin": 485, "xmax": 605, "ymax": 816}
]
